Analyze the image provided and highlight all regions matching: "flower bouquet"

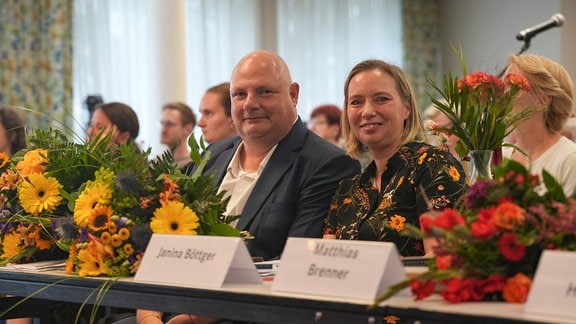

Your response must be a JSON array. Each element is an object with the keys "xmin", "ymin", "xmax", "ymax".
[
  {"xmin": 0, "ymin": 128, "xmax": 241, "ymax": 277},
  {"xmin": 374, "ymin": 159, "xmax": 576, "ymax": 305},
  {"xmin": 429, "ymin": 49, "xmax": 533, "ymax": 180}
]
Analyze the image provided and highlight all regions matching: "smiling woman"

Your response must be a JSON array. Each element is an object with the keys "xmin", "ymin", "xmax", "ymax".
[{"xmin": 323, "ymin": 59, "xmax": 467, "ymax": 257}]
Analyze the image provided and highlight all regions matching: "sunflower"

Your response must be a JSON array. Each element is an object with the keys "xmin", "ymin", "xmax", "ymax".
[
  {"xmin": 74, "ymin": 182, "xmax": 112, "ymax": 227},
  {"xmin": 150, "ymin": 201, "xmax": 200, "ymax": 235},
  {"xmin": 87, "ymin": 205, "xmax": 113, "ymax": 231},
  {"xmin": 18, "ymin": 173, "xmax": 63, "ymax": 215},
  {"xmin": 30, "ymin": 226, "xmax": 53, "ymax": 250},
  {"xmin": 77, "ymin": 248, "xmax": 108, "ymax": 277},
  {"xmin": 1, "ymin": 232, "xmax": 24, "ymax": 259}
]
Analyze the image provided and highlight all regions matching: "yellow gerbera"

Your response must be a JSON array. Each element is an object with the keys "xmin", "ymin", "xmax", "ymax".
[
  {"xmin": 150, "ymin": 201, "xmax": 200, "ymax": 235},
  {"xmin": 31, "ymin": 226, "xmax": 52, "ymax": 250},
  {"xmin": 1, "ymin": 232, "xmax": 24, "ymax": 259},
  {"xmin": 15, "ymin": 149, "xmax": 48, "ymax": 177},
  {"xmin": 18, "ymin": 173, "xmax": 63, "ymax": 216},
  {"xmin": 87, "ymin": 205, "xmax": 113, "ymax": 231},
  {"xmin": 74, "ymin": 182, "xmax": 112, "ymax": 227},
  {"xmin": 77, "ymin": 249, "xmax": 108, "ymax": 277}
]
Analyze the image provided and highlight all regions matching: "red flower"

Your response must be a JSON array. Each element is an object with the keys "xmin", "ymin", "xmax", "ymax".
[
  {"xmin": 410, "ymin": 280, "xmax": 435, "ymax": 300},
  {"xmin": 440, "ymin": 277, "xmax": 484, "ymax": 303},
  {"xmin": 470, "ymin": 208, "xmax": 498, "ymax": 240},
  {"xmin": 435, "ymin": 254, "xmax": 453, "ymax": 270},
  {"xmin": 480, "ymin": 275, "xmax": 506, "ymax": 293},
  {"xmin": 498, "ymin": 233, "xmax": 526, "ymax": 261},
  {"xmin": 492, "ymin": 202, "xmax": 526, "ymax": 230},
  {"xmin": 503, "ymin": 273, "xmax": 532, "ymax": 303},
  {"xmin": 420, "ymin": 209, "xmax": 466, "ymax": 235}
]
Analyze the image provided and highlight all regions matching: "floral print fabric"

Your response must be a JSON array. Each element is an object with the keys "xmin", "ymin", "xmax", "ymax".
[{"xmin": 325, "ymin": 142, "xmax": 467, "ymax": 256}]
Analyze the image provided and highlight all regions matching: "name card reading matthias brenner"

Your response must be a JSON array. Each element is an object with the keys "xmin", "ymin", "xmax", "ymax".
[
  {"xmin": 272, "ymin": 238, "xmax": 409, "ymax": 301},
  {"xmin": 135, "ymin": 234, "xmax": 261, "ymax": 288},
  {"xmin": 525, "ymin": 250, "xmax": 576, "ymax": 319}
]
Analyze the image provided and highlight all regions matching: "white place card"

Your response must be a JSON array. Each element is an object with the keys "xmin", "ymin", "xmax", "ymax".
[
  {"xmin": 525, "ymin": 250, "xmax": 576, "ymax": 319},
  {"xmin": 271, "ymin": 238, "xmax": 409, "ymax": 300},
  {"xmin": 135, "ymin": 234, "xmax": 261, "ymax": 287}
]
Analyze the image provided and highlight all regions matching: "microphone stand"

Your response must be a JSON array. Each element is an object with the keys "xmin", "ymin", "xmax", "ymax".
[{"xmin": 497, "ymin": 37, "xmax": 532, "ymax": 78}]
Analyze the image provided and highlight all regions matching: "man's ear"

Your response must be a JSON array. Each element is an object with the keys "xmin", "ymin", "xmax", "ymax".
[
  {"xmin": 184, "ymin": 123, "xmax": 194, "ymax": 136},
  {"xmin": 117, "ymin": 131, "xmax": 131, "ymax": 144}
]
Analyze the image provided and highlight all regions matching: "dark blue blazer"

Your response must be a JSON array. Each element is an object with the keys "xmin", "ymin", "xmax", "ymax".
[{"xmin": 202, "ymin": 118, "xmax": 361, "ymax": 260}]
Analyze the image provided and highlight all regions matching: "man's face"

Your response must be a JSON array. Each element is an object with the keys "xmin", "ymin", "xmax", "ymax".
[
  {"xmin": 161, "ymin": 109, "xmax": 192, "ymax": 147},
  {"xmin": 230, "ymin": 54, "xmax": 299, "ymax": 145}
]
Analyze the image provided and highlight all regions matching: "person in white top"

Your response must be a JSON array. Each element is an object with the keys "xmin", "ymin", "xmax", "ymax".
[{"xmin": 503, "ymin": 54, "xmax": 576, "ymax": 196}]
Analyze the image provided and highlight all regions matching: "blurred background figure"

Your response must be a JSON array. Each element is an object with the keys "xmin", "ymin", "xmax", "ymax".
[
  {"xmin": 160, "ymin": 102, "xmax": 196, "ymax": 169},
  {"xmin": 88, "ymin": 102, "xmax": 140, "ymax": 151},
  {"xmin": 309, "ymin": 104, "xmax": 342, "ymax": 146},
  {"xmin": 503, "ymin": 54, "xmax": 576, "ymax": 196},
  {"xmin": 0, "ymin": 107, "xmax": 27, "ymax": 157},
  {"xmin": 197, "ymin": 82, "xmax": 237, "ymax": 144},
  {"xmin": 560, "ymin": 115, "xmax": 576, "ymax": 142},
  {"xmin": 423, "ymin": 101, "xmax": 459, "ymax": 159}
]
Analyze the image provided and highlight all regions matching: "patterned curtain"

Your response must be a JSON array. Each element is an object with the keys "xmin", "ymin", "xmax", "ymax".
[
  {"xmin": 402, "ymin": 0, "xmax": 440, "ymax": 112},
  {"xmin": 0, "ymin": 0, "xmax": 73, "ymax": 130}
]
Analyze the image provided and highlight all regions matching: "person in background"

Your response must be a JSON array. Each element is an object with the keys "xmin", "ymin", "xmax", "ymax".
[
  {"xmin": 423, "ymin": 101, "xmax": 459, "ymax": 159},
  {"xmin": 197, "ymin": 82, "xmax": 237, "ymax": 144},
  {"xmin": 503, "ymin": 54, "xmax": 576, "ymax": 196},
  {"xmin": 160, "ymin": 102, "xmax": 196, "ymax": 170},
  {"xmin": 323, "ymin": 59, "xmax": 467, "ymax": 256},
  {"xmin": 0, "ymin": 107, "xmax": 30, "ymax": 324},
  {"xmin": 309, "ymin": 104, "xmax": 342, "ymax": 146},
  {"xmin": 88, "ymin": 102, "xmax": 140, "ymax": 150},
  {"xmin": 560, "ymin": 115, "xmax": 576, "ymax": 142},
  {"xmin": 0, "ymin": 107, "xmax": 27, "ymax": 157},
  {"xmin": 137, "ymin": 50, "xmax": 360, "ymax": 324}
]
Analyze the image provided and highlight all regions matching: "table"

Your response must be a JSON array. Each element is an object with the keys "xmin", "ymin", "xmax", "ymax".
[{"xmin": 0, "ymin": 268, "xmax": 573, "ymax": 324}]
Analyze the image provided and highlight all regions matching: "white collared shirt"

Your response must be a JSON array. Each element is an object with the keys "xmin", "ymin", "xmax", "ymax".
[{"xmin": 218, "ymin": 141, "xmax": 278, "ymax": 227}]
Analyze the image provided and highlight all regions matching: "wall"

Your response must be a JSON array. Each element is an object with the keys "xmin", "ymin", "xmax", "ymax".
[{"xmin": 439, "ymin": 0, "xmax": 570, "ymax": 81}]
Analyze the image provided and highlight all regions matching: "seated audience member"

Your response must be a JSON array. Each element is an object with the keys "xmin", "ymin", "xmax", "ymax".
[
  {"xmin": 197, "ymin": 82, "xmax": 237, "ymax": 144},
  {"xmin": 560, "ymin": 116, "xmax": 576, "ymax": 142},
  {"xmin": 137, "ymin": 50, "xmax": 360, "ymax": 324},
  {"xmin": 423, "ymin": 101, "xmax": 459, "ymax": 159},
  {"xmin": 309, "ymin": 104, "xmax": 342, "ymax": 146},
  {"xmin": 88, "ymin": 102, "xmax": 140, "ymax": 150},
  {"xmin": 323, "ymin": 59, "xmax": 467, "ymax": 256},
  {"xmin": 0, "ymin": 107, "xmax": 27, "ymax": 156},
  {"xmin": 160, "ymin": 102, "xmax": 196, "ymax": 171},
  {"xmin": 503, "ymin": 54, "xmax": 576, "ymax": 196},
  {"xmin": 0, "ymin": 108, "xmax": 30, "ymax": 324}
]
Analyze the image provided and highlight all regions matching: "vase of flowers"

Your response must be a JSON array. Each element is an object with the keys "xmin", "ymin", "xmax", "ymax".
[
  {"xmin": 468, "ymin": 149, "xmax": 493, "ymax": 182},
  {"xmin": 374, "ymin": 159, "xmax": 576, "ymax": 305},
  {"xmin": 429, "ymin": 49, "xmax": 532, "ymax": 178}
]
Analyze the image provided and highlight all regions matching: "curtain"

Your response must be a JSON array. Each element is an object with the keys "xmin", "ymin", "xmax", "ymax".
[
  {"xmin": 186, "ymin": 0, "xmax": 403, "ymax": 123},
  {"xmin": 0, "ymin": 0, "xmax": 73, "ymax": 130},
  {"xmin": 73, "ymin": 0, "xmax": 162, "ymax": 147},
  {"xmin": 277, "ymin": 0, "xmax": 403, "ymax": 119},
  {"xmin": 402, "ymin": 0, "xmax": 441, "ymax": 111}
]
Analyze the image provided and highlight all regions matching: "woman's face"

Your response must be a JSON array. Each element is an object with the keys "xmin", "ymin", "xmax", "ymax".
[
  {"xmin": 346, "ymin": 69, "xmax": 410, "ymax": 154},
  {"xmin": 88, "ymin": 108, "xmax": 125, "ymax": 145}
]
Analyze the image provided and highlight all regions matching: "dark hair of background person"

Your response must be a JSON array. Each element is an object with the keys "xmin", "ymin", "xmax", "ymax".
[
  {"xmin": 0, "ymin": 107, "xmax": 27, "ymax": 154},
  {"xmin": 162, "ymin": 102, "xmax": 196, "ymax": 126},
  {"xmin": 310, "ymin": 104, "xmax": 342, "ymax": 136},
  {"xmin": 96, "ymin": 102, "xmax": 140, "ymax": 141},
  {"xmin": 205, "ymin": 82, "xmax": 232, "ymax": 116}
]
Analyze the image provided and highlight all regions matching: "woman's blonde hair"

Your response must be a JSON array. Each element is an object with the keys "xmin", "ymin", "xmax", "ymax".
[
  {"xmin": 509, "ymin": 54, "xmax": 574, "ymax": 133},
  {"xmin": 341, "ymin": 59, "xmax": 427, "ymax": 158}
]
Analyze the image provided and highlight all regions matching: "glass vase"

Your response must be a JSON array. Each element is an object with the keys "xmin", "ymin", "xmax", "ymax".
[{"xmin": 468, "ymin": 150, "xmax": 493, "ymax": 183}]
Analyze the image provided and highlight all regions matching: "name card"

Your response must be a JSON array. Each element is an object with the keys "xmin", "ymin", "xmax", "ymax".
[
  {"xmin": 271, "ymin": 238, "xmax": 409, "ymax": 300},
  {"xmin": 525, "ymin": 250, "xmax": 576, "ymax": 319},
  {"xmin": 135, "ymin": 234, "xmax": 261, "ymax": 288}
]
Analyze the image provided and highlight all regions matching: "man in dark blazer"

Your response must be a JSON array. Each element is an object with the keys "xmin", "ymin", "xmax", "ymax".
[
  {"xmin": 202, "ymin": 50, "xmax": 360, "ymax": 260},
  {"xmin": 136, "ymin": 50, "xmax": 360, "ymax": 324}
]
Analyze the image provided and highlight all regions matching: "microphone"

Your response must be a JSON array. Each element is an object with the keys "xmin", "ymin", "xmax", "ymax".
[{"xmin": 516, "ymin": 13, "xmax": 565, "ymax": 41}]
